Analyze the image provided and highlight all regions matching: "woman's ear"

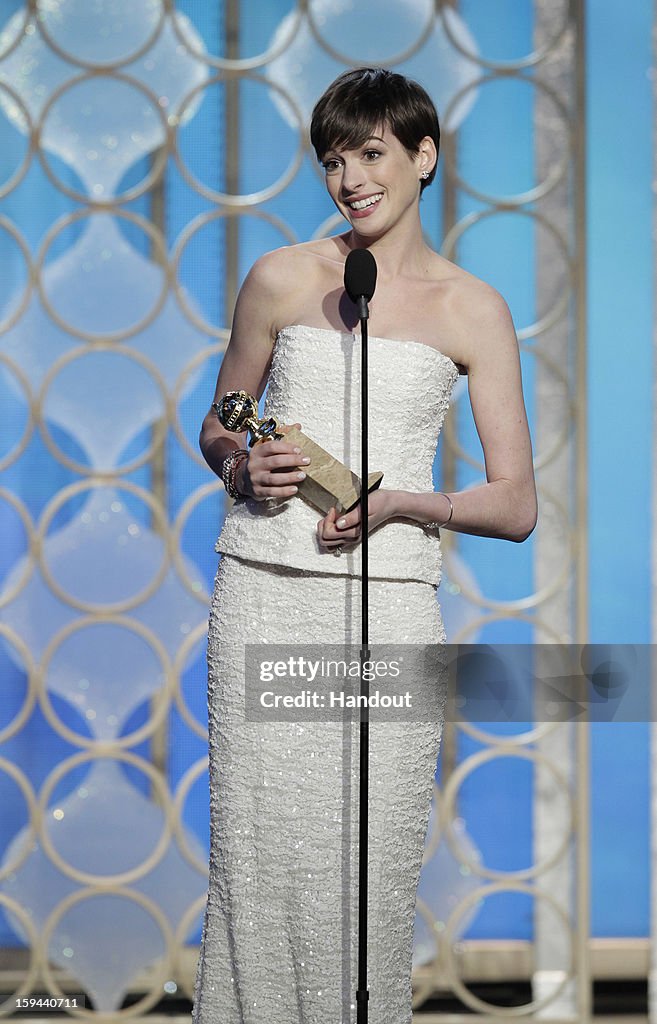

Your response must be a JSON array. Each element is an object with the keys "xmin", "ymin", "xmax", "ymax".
[{"xmin": 417, "ymin": 135, "xmax": 437, "ymax": 178}]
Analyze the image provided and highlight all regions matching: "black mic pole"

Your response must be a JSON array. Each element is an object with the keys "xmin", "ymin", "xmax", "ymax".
[
  {"xmin": 344, "ymin": 248, "xmax": 377, "ymax": 1024},
  {"xmin": 357, "ymin": 286, "xmax": 370, "ymax": 1024}
]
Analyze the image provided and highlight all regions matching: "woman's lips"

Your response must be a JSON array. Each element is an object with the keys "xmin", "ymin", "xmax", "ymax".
[{"xmin": 346, "ymin": 193, "xmax": 383, "ymax": 218}]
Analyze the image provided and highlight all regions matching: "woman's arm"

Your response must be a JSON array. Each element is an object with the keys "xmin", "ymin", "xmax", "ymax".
[
  {"xmin": 199, "ymin": 250, "xmax": 307, "ymax": 500},
  {"xmin": 320, "ymin": 281, "xmax": 537, "ymax": 548},
  {"xmin": 393, "ymin": 283, "xmax": 537, "ymax": 542}
]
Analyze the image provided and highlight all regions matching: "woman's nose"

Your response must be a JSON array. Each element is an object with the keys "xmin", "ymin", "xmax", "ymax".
[{"xmin": 340, "ymin": 161, "xmax": 365, "ymax": 195}]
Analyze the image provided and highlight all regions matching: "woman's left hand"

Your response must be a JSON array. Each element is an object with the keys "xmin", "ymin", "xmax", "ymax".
[{"xmin": 316, "ymin": 488, "xmax": 399, "ymax": 551}]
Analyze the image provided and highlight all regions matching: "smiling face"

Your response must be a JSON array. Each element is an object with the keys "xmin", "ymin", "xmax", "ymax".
[{"xmin": 321, "ymin": 124, "xmax": 434, "ymax": 239}]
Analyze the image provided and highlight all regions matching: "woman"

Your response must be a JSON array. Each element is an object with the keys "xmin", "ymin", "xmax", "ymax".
[{"xmin": 192, "ymin": 68, "xmax": 536, "ymax": 1024}]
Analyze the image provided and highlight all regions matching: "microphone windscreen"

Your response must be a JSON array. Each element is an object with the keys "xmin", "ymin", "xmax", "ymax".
[{"xmin": 344, "ymin": 248, "xmax": 377, "ymax": 303}]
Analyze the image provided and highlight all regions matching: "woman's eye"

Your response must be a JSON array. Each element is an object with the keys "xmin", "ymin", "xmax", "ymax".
[
  {"xmin": 322, "ymin": 159, "xmax": 340, "ymax": 172},
  {"xmin": 364, "ymin": 150, "xmax": 381, "ymax": 161}
]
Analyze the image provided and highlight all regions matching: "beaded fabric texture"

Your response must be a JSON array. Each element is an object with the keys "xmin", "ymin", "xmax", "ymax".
[
  {"xmin": 214, "ymin": 325, "xmax": 460, "ymax": 584},
  {"xmin": 192, "ymin": 554, "xmax": 448, "ymax": 1024},
  {"xmin": 193, "ymin": 325, "xmax": 455, "ymax": 1022}
]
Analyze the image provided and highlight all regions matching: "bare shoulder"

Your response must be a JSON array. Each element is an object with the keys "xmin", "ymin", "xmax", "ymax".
[
  {"xmin": 432, "ymin": 257, "xmax": 516, "ymax": 371},
  {"xmin": 436, "ymin": 256, "xmax": 512, "ymax": 326},
  {"xmin": 242, "ymin": 239, "xmax": 340, "ymax": 330},
  {"xmin": 249, "ymin": 238, "xmax": 339, "ymax": 286},
  {"xmin": 245, "ymin": 243, "xmax": 311, "ymax": 292}
]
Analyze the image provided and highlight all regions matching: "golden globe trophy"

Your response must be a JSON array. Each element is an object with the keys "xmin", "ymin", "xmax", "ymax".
[{"xmin": 214, "ymin": 390, "xmax": 383, "ymax": 515}]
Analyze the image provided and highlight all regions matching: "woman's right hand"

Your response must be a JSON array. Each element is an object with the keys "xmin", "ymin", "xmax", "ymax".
[{"xmin": 236, "ymin": 423, "xmax": 310, "ymax": 501}]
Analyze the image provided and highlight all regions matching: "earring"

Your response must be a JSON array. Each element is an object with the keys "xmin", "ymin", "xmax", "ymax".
[{"xmin": 420, "ymin": 170, "xmax": 430, "ymax": 180}]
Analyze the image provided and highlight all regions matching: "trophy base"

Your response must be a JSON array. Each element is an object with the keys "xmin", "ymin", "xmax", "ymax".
[
  {"xmin": 301, "ymin": 469, "xmax": 384, "ymax": 515},
  {"xmin": 281, "ymin": 426, "xmax": 384, "ymax": 515}
]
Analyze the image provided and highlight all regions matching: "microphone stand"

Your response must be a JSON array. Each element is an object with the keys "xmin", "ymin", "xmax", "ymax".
[{"xmin": 356, "ymin": 293, "xmax": 370, "ymax": 1024}]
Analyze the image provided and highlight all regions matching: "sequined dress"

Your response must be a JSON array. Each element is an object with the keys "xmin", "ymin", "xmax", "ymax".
[{"xmin": 191, "ymin": 325, "xmax": 459, "ymax": 1024}]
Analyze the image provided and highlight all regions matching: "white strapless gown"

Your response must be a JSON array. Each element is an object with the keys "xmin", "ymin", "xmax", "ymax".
[{"xmin": 191, "ymin": 325, "xmax": 459, "ymax": 1024}]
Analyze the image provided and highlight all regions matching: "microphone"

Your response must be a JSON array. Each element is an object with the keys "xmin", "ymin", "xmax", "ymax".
[{"xmin": 344, "ymin": 248, "xmax": 377, "ymax": 321}]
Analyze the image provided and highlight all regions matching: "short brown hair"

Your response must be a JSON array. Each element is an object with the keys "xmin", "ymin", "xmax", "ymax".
[{"xmin": 310, "ymin": 67, "xmax": 440, "ymax": 192}]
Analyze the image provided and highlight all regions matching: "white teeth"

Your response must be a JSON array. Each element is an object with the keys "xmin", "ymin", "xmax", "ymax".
[{"xmin": 348, "ymin": 193, "xmax": 383, "ymax": 211}]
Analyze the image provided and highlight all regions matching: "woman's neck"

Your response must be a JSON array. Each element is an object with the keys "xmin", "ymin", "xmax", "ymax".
[{"xmin": 344, "ymin": 225, "xmax": 432, "ymax": 282}]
